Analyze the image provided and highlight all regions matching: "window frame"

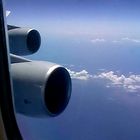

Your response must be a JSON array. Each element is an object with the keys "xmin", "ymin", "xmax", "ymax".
[{"xmin": 0, "ymin": 0, "xmax": 22, "ymax": 139}]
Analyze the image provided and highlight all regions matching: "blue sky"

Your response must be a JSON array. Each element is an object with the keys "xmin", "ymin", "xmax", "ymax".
[
  {"xmin": 6, "ymin": 0, "xmax": 140, "ymax": 85},
  {"xmin": 5, "ymin": 0, "xmax": 140, "ymax": 38},
  {"xmin": 6, "ymin": 1, "xmax": 140, "ymax": 140}
]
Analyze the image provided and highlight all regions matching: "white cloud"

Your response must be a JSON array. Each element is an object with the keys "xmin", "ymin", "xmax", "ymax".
[
  {"xmin": 122, "ymin": 37, "xmax": 140, "ymax": 43},
  {"xmin": 113, "ymin": 37, "xmax": 140, "ymax": 44},
  {"xmin": 67, "ymin": 69, "xmax": 93, "ymax": 80},
  {"xmin": 67, "ymin": 68, "xmax": 140, "ymax": 92},
  {"xmin": 112, "ymin": 37, "xmax": 140, "ymax": 44},
  {"xmin": 91, "ymin": 38, "xmax": 106, "ymax": 43},
  {"xmin": 94, "ymin": 71, "xmax": 140, "ymax": 92}
]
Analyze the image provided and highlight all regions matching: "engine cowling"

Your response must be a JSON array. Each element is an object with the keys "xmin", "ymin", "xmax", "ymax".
[
  {"xmin": 11, "ymin": 61, "xmax": 71, "ymax": 117},
  {"xmin": 8, "ymin": 28, "xmax": 41, "ymax": 56}
]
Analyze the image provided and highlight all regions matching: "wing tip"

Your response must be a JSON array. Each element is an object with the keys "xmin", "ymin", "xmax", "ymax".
[{"xmin": 6, "ymin": 10, "xmax": 11, "ymax": 17}]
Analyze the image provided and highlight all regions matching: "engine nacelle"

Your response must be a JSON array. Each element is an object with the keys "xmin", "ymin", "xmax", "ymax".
[
  {"xmin": 11, "ymin": 61, "xmax": 71, "ymax": 117},
  {"xmin": 8, "ymin": 28, "xmax": 41, "ymax": 56}
]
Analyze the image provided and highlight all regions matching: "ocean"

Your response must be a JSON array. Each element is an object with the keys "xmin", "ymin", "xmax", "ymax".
[{"xmin": 16, "ymin": 36, "xmax": 140, "ymax": 140}]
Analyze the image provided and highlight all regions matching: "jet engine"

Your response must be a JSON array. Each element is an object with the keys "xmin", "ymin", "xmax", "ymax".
[
  {"xmin": 8, "ymin": 27, "xmax": 41, "ymax": 56},
  {"xmin": 9, "ymin": 26, "xmax": 72, "ymax": 117},
  {"xmin": 11, "ymin": 60, "xmax": 71, "ymax": 117}
]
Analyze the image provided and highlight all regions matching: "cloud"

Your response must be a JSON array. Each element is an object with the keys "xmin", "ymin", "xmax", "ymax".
[
  {"xmin": 67, "ymin": 67, "xmax": 140, "ymax": 92},
  {"xmin": 94, "ymin": 71, "xmax": 140, "ymax": 92},
  {"xmin": 67, "ymin": 69, "xmax": 93, "ymax": 80},
  {"xmin": 122, "ymin": 37, "xmax": 140, "ymax": 43},
  {"xmin": 113, "ymin": 37, "xmax": 140, "ymax": 44},
  {"xmin": 90, "ymin": 37, "xmax": 140, "ymax": 44},
  {"xmin": 91, "ymin": 38, "xmax": 106, "ymax": 43}
]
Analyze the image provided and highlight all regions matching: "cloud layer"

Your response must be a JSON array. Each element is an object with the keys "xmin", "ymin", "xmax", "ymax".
[
  {"xmin": 68, "ymin": 68, "xmax": 140, "ymax": 92},
  {"xmin": 113, "ymin": 37, "xmax": 140, "ymax": 44},
  {"xmin": 67, "ymin": 69, "xmax": 93, "ymax": 80},
  {"xmin": 90, "ymin": 37, "xmax": 140, "ymax": 44},
  {"xmin": 94, "ymin": 71, "xmax": 140, "ymax": 92},
  {"xmin": 121, "ymin": 37, "xmax": 140, "ymax": 43}
]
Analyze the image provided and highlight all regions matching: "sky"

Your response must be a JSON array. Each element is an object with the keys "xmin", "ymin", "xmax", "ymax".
[
  {"xmin": 5, "ymin": 0, "xmax": 140, "ymax": 38},
  {"xmin": 6, "ymin": 0, "xmax": 140, "ymax": 140}
]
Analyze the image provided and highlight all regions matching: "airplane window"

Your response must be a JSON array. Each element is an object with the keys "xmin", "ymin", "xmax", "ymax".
[
  {"xmin": 6, "ymin": 0, "xmax": 140, "ymax": 140},
  {"xmin": 0, "ymin": 0, "xmax": 22, "ymax": 139}
]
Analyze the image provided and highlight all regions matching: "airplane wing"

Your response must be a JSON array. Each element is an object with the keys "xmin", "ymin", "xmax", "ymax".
[
  {"xmin": 8, "ymin": 25, "xmax": 19, "ymax": 30},
  {"xmin": 0, "ymin": 2, "xmax": 72, "ymax": 140},
  {"xmin": 7, "ymin": 12, "xmax": 71, "ymax": 117}
]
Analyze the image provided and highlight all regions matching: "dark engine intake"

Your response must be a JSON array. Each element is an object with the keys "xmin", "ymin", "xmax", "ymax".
[
  {"xmin": 8, "ymin": 28, "xmax": 41, "ymax": 56},
  {"xmin": 11, "ymin": 61, "xmax": 71, "ymax": 117}
]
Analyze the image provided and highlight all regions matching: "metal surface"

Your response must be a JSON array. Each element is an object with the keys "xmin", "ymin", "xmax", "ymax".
[{"xmin": 11, "ymin": 61, "xmax": 71, "ymax": 117}]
